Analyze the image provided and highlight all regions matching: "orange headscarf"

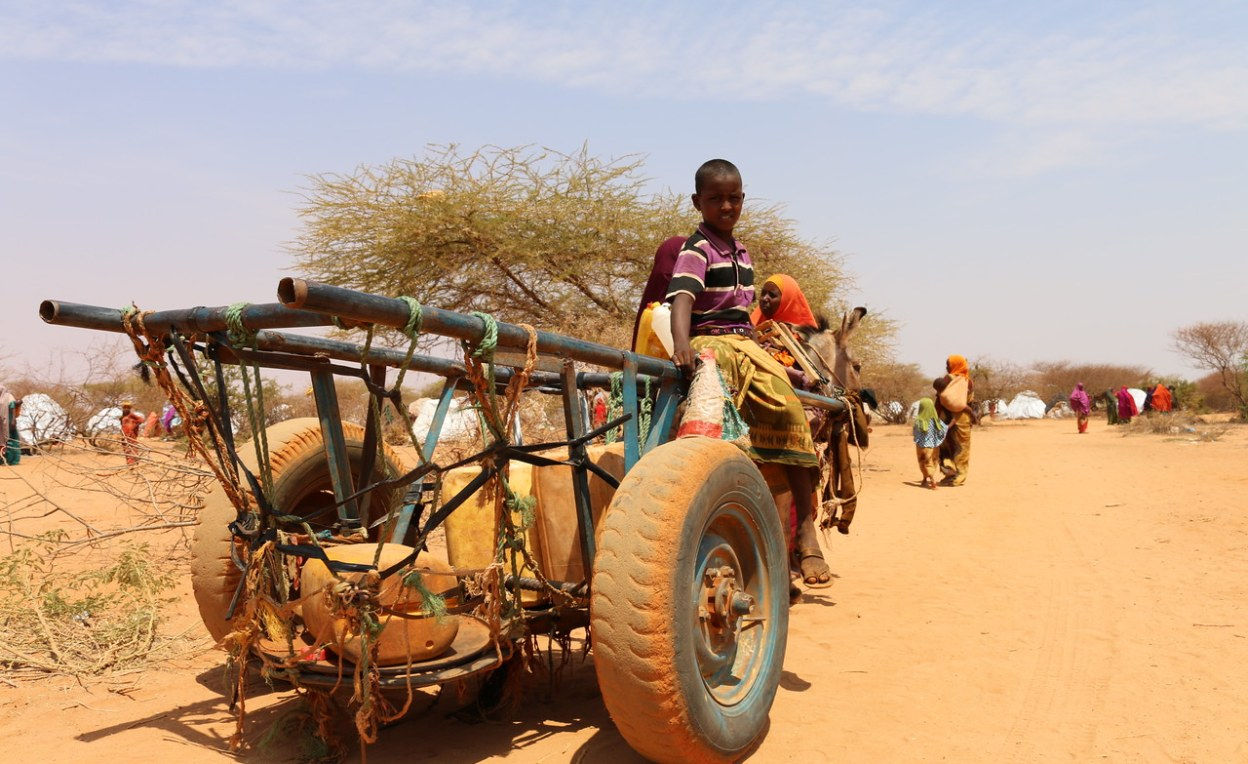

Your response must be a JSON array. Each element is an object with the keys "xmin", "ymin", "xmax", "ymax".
[
  {"xmin": 750, "ymin": 274, "xmax": 817, "ymax": 328},
  {"xmin": 946, "ymin": 354, "xmax": 970, "ymax": 378}
]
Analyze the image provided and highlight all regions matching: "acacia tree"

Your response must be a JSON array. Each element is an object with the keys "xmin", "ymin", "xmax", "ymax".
[
  {"xmin": 1172, "ymin": 321, "xmax": 1248, "ymax": 418},
  {"xmin": 289, "ymin": 144, "xmax": 860, "ymax": 349}
]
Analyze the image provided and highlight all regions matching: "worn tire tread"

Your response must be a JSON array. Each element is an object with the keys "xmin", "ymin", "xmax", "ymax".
[{"xmin": 591, "ymin": 438, "xmax": 776, "ymax": 764}]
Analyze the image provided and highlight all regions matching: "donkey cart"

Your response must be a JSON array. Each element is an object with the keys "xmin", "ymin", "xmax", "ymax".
[{"xmin": 40, "ymin": 277, "xmax": 847, "ymax": 763}]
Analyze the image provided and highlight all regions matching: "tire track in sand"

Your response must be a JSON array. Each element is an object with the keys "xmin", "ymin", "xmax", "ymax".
[{"xmin": 997, "ymin": 512, "xmax": 1118, "ymax": 763}]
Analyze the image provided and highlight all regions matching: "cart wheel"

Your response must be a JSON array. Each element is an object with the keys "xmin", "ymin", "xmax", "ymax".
[
  {"xmin": 190, "ymin": 418, "xmax": 407, "ymax": 643},
  {"xmin": 591, "ymin": 438, "xmax": 788, "ymax": 764}
]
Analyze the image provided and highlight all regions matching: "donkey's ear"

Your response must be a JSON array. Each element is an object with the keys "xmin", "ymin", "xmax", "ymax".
[{"xmin": 841, "ymin": 306, "xmax": 867, "ymax": 336}]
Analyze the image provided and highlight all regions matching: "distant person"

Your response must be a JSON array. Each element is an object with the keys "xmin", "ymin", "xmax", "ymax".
[
  {"xmin": 1, "ymin": 384, "xmax": 15, "ymax": 465},
  {"xmin": 142, "ymin": 409, "xmax": 162, "ymax": 438},
  {"xmin": 1150, "ymin": 383, "xmax": 1173, "ymax": 413},
  {"xmin": 119, "ymin": 402, "xmax": 144, "ymax": 465},
  {"xmin": 5, "ymin": 397, "xmax": 21, "ymax": 466},
  {"xmin": 1116, "ymin": 385, "xmax": 1139, "ymax": 424},
  {"xmin": 912, "ymin": 397, "xmax": 948, "ymax": 490},
  {"xmin": 161, "ymin": 403, "xmax": 180, "ymax": 439},
  {"xmin": 935, "ymin": 355, "xmax": 978, "ymax": 486},
  {"xmin": 1068, "ymin": 382, "xmax": 1091, "ymax": 434},
  {"xmin": 591, "ymin": 389, "xmax": 608, "ymax": 431},
  {"xmin": 1102, "ymin": 389, "xmax": 1120, "ymax": 425}
]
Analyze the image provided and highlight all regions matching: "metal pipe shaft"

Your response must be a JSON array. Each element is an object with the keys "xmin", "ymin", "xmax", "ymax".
[
  {"xmin": 278, "ymin": 277, "xmax": 682, "ymax": 381},
  {"xmin": 39, "ymin": 299, "xmax": 333, "ymax": 335},
  {"xmin": 39, "ymin": 299, "xmax": 639, "ymax": 391}
]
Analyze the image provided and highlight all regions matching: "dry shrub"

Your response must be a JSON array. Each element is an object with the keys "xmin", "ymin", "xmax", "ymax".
[
  {"xmin": 1121, "ymin": 411, "xmax": 1230, "ymax": 442},
  {"xmin": 0, "ymin": 533, "xmax": 184, "ymax": 678}
]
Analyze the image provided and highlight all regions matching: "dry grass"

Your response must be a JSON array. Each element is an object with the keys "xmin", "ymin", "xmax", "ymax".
[
  {"xmin": 1121, "ymin": 411, "xmax": 1233, "ymax": 442},
  {"xmin": 1, "ymin": 439, "xmax": 215, "ymax": 680},
  {"xmin": 0, "ymin": 534, "xmax": 193, "ymax": 679}
]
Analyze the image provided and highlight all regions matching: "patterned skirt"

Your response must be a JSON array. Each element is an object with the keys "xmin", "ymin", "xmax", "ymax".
[{"xmin": 690, "ymin": 334, "xmax": 818, "ymax": 468}]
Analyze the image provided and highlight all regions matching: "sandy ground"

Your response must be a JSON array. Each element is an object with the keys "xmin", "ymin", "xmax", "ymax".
[{"xmin": 2, "ymin": 416, "xmax": 1247, "ymax": 763}]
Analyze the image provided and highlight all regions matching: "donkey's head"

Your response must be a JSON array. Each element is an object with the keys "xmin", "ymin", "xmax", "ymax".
[{"xmin": 798, "ymin": 306, "xmax": 867, "ymax": 392}]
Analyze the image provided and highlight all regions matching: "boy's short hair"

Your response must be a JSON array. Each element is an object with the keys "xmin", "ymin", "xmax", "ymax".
[
  {"xmin": 695, "ymin": 159, "xmax": 741, "ymax": 193},
  {"xmin": 933, "ymin": 377, "xmax": 949, "ymax": 392}
]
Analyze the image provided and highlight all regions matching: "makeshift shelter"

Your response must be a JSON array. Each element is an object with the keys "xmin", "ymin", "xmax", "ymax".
[
  {"xmin": 1000, "ymin": 391, "xmax": 1046, "ymax": 420},
  {"xmin": 86, "ymin": 406, "xmax": 125, "ymax": 436},
  {"xmin": 409, "ymin": 397, "xmax": 483, "ymax": 445},
  {"xmin": 16, "ymin": 393, "xmax": 74, "ymax": 446},
  {"xmin": 1047, "ymin": 401, "xmax": 1073, "ymax": 418}
]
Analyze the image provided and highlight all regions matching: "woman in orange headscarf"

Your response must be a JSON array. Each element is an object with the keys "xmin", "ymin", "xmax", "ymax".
[
  {"xmin": 751, "ymin": 274, "xmax": 819, "ymax": 389},
  {"xmin": 751, "ymin": 273, "xmax": 817, "ymax": 329},
  {"xmin": 935, "ymin": 354, "xmax": 978, "ymax": 486}
]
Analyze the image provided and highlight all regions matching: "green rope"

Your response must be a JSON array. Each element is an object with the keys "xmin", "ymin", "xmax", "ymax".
[
  {"xmin": 224, "ymin": 302, "xmax": 257, "ymax": 346},
  {"xmin": 463, "ymin": 312, "xmax": 505, "ymax": 442},
  {"xmin": 498, "ymin": 480, "xmax": 537, "ymax": 619},
  {"xmin": 638, "ymin": 376, "xmax": 653, "ymax": 446},
  {"xmin": 603, "ymin": 373, "xmax": 652, "ymax": 451},
  {"xmin": 400, "ymin": 569, "xmax": 449, "ymax": 621},
  {"xmin": 221, "ymin": 302, "xmax": 273, "ymax": 497},
  {"xmin": 604, "ymin": 373, "xmax": 623, "ymax": 444},
  {"xmin": 397, "ymin": 296, "xmax": 423, "ymax": 339},
  {"xmin": 386, "ymin": 295, "xmax": 429, "ymax": 465},
  {"xmin": 468, "ymin": 311, "xmax": 498, "ymax": 358}
]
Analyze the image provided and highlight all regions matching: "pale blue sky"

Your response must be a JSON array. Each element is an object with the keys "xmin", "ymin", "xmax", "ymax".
[{"xmin": 3, "ymin": 1, "xmax": 1246, "ymax": 383}]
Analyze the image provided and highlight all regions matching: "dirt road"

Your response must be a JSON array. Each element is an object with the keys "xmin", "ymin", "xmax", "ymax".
[{"xmin": 2, "ymin": 417, "xmax": 1246, "ymax": 762}]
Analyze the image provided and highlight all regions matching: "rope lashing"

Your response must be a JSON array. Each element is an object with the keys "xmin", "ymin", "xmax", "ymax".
[
  {"xmin": 224, "ymin": 302, "xmax": 258, "ymax": 346},
  {"xmin": 400, "ymin": 569, "xmax": 449, "ymax": 621},
  {"xmin": 221, "ymin": 302, "xmax": 273, "ymax": 494},
  {"xmin": 397, "ymin": 296, "xmax": 423, "ymax": 339},
  {"xmin": 604, "ymin": 372, "xmax": 652, "ymax": 449},
  {"xmin": 468, "ymin": 311, "xmax": 499, "ymax": 358}
]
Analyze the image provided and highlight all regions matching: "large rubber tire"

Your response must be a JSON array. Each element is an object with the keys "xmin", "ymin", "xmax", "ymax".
[
  {"xmin": 591, "ymin": 438, "xmax": 789, "ymax": 764},
  {"xmin": 190, "ymin": 418, "xmax": 407, "ymax": 644}
]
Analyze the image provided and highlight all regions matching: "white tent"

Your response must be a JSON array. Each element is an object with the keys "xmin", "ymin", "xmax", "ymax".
[
  {"xmin": 17, "ymin": 393, "xmax": 74, "ymax": 446},
  {"xmin": 1000, "ymin": 391, "xmax": 1046, "ymax": 420},
  {"xmin": 409, "ymin": 397, "xmax": 482, "ymax": 445},
  {"xmin": 87, "ymin": 406, "xmax": 124, "ymax": 436}
]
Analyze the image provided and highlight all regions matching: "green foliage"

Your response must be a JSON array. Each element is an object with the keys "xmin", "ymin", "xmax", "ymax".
[{"xmin": 0, "ymin": 533, "xmax": 179, "ymax": 676}]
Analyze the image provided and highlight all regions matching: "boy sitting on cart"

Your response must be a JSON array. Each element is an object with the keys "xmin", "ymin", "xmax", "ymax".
[{"xmin": 667, "ymin": 159, "xmax": 831, "ymax": 589}]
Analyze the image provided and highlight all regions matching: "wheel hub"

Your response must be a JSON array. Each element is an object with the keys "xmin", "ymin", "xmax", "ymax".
[{"xmin": 695, "ymin": 558, "xmax": 759, "ymax": 682}]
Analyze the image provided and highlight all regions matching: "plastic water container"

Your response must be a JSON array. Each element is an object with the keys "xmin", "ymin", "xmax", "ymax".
[
  {"xmin": 651, "ymin": 303, "xmax": 674, "ymax": 356},
  {"xmin": 634, "ymin": 302, "xmax": 673, "ymax": 359}
]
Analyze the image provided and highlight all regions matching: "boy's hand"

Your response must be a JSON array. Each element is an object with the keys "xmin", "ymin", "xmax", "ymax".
[{"xmin": 672, "ymin": 342, "xmax": 697, "ymax": 373}]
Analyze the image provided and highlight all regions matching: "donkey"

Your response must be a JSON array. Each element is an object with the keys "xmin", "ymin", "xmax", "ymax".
[
  {"xmin": 795, "ymin": 306, "xmax": 867, "ymax": 394},
  {"xmin": 784, "ymin": 306, "xmax": 868, "ymax": 583}
]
